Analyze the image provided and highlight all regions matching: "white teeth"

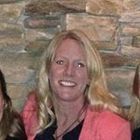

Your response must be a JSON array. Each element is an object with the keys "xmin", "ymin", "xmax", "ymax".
[{"xmin": 60, "ymin": 80, "xmax": 76, "ymax": 86}]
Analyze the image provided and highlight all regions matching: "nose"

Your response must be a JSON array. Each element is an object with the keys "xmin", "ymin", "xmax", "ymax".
[{"xmin": 64, "ymin": 63, "xmax": 74, "ymax": 76}]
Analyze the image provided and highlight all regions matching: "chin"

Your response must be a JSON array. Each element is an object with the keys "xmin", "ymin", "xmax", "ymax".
[{"xmin": 57, "ymin": 94, "xmax": 80, "ymax": 102}]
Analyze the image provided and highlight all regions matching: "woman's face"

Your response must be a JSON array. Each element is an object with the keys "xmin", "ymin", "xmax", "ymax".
[{"xmin": 49, "ymin": 38, "xmax": 89, "ymax": 102}]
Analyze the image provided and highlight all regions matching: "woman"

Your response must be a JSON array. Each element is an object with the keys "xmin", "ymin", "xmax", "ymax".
[
  {"xmin": 0, "ymin": 70, "xmax": 27, "ymax": 140},
  {"xmin": 22, "ymin": 30, "xmax": 131, "ymax": 140}
]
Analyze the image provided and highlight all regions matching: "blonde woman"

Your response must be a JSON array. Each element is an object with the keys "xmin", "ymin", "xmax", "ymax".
[
  {"xmin": 0, "ymin": 70, "xmax": 27, "ymax": 140},
  {"xmin": 22, "ymin": 30, "xmax": 131, "ymax": 140}
]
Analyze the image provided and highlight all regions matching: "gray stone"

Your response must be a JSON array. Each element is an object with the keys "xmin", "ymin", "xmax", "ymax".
[{"xmin": 105, "ymin": 67, "xmax": 136, "ymax": 106}]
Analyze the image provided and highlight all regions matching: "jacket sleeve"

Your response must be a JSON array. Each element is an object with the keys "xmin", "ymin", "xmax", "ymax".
[
  {"xmin": 114, "ymin": 122, "xmax": 131, "ymax": 140},
  {"xmin": 21, "ymin": 91, "xmax": 38, "ymax": 140}
]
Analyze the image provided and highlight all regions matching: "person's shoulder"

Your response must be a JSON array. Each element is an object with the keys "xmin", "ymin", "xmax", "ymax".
[
  {"xmin": 25, "ymin": 90, "xmax": 37, "ymax": 106},
  {"xmin": 27, "ymin": 89, "xmax": 38, "ymax": 101},
  {"xmin": 99, "ymin": 110, "xmax": 128, "ymax": 124},
  {"xmin": 21, "ymin": 89, "xmax": 38, "ymax": 118},
  {"xmin": 98, "ymin": 110, "xmax": 130, "ymax": 128},
  {"xmin": 21, "ymin": 89, "xmax": 38, "ymax": 140},
  {"xmin": 87, "ymin": 107, "xmax": 128, "ymax": 123},
  {"xmin": 95, "ymin": 110, "xmax": 131, "ymax": 135},
  {"xmin": 87, "ymin": 108, "xmax": 130, "ymax": 128}
]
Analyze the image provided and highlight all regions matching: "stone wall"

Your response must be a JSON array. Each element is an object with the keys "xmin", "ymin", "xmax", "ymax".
[{"xmin": 0, "ymin": 0, "xmax": 139, "ymax": 111}]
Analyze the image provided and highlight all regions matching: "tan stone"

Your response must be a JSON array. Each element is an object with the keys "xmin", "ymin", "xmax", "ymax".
[
  {"xmin": 86, "ymin": 0, "xmax": 124, "ymax": 16},
  {"xmin": 0, "ymin": 2, "xmax": 25, "ymax": 21},
  {"xmin": 0, "ymin": 38, "xmax": 25, "ymax": 52},
  {"xmin": 0, "ymin": 22, "xmax": 25, "ymax": 51},
  {"xmin": 95, "ymin": 41, "xmax": 116, "ymax": 50},
  {"xmin": 0, "ymin": 22, "xmax": 23, "ymax": 33},
  {"xmin": 25, "ymin": 29, "xmax": 57, "ymax": 42},
  {"xmin": 25, "ymin": 0, "xmax": 77, "ymax": 15},
  {"xmin": 120, "ymin": 11, "xmax": 140, "ymax": 23},
  {"xmin": 57, "ymin": 0, "xmax": 86, "ymax": 11},
  {"xmin": 0, "ymin": 0, "xmax": 22, "ymax": 4},
  {"xmin": 66, "ymin": 13, "xmax": 117, "ymax": 42},
  {"xmin": 101, "ymin": 52, "xmax": 130, "ymax": 68},
  {"xmin": 122, "ymin": 24, "xmax": 140, "ymax": 36},
  {"xmin": 0, "ymin": 53, "xmax": 37, "ymax": 81},
  {"xmin": 26, "ymin": 40, "xmax": 50, "ymax": 52},
  {"xmin": 123, "ymin": 0, "xmax": 140, "ymax": 12},
  {"xmin": 121, "ymin": 46, "xmax": 140, "ymax": 59}
]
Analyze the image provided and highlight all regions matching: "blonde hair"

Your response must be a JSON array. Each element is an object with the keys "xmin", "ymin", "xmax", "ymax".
[{"xmin": 37, "ymin": 29, "xmax": 122, "ymax": 132}]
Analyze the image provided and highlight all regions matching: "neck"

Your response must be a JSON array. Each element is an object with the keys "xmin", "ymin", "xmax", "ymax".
[
  {"xmin": 53, "ymin": 97, "xmax": 86, "ymax": 119},
  {"xmin": 53, "ymin": 100, "xmax": 87, "ymax": 140}
]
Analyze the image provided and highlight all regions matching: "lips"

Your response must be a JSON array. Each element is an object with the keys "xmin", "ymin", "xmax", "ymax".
[{"xmin": 59, "ymin": 80, "xmax": 77, "ymax": 87}]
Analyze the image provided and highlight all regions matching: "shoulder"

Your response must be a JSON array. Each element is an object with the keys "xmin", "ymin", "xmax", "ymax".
[
  {"xmin": 21, "ymin": 90, "xmax": 38, "ymax": 120},
  {"xmin": 89, "ymin": 109, "xmax": 130, "ymax": 130},
  {"xmin": 98, "ymin": 110, "xmax": 129, "ymax": 126},
  {"xmin": 26, "ymin": 90, "xmax": 38, "ymax": 104},
  {"xmin": 82, "ymin": 108, "xmax": 131, "ymax": 140},
  {"xmin": 21, "ymin": 90, "xmax": 38, "ymax": 140},
  {"xmin": 22, "ymin": 90, "xmax": 38, "ymax": 112}
]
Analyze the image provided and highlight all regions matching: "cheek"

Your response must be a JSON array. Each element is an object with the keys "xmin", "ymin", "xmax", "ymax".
[
  {"xmin": 49, "ymin": 67, "xmax": 57, "ymax": 81},
  {"xmin": 49, "ymin": 65, "xmax": 64, "ymax": 80},
  {"xmin": 48, "ymin": 65, "xmax": 55, "ymax": 79},
  {"xmin": 77, "ymin": 71, "xmax": 89, "ymax": 85},
  {"xmin": 48, "ymin": 67, "xmax": 59, "ymax": 88}
]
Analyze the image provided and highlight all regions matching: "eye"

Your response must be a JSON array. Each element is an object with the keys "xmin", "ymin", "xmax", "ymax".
[
  {"xmin": 55, "ymin": 59, "xmax": 64, "ymax": 65},
  {"xmin": 77, "ymin": 62, "xmax": 85, "ymax": 68}
]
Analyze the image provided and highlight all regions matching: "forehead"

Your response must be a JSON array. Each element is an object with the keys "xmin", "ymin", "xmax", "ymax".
[{"xmin": 55, "ymin": 38, "xmax": 86, "ymax": 57}]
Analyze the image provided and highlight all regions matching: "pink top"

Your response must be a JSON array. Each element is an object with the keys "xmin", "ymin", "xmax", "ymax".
[
  {"xmin": 80, "ymin": 107, "xmax": 131, "ymax": 140},
  {"xmin": 21, "ymin": 91, "xmax": 38, "ymax": 140},
  {"xmin": 21, "ymin": 91, "xmax": 131, "ymax": 140}
]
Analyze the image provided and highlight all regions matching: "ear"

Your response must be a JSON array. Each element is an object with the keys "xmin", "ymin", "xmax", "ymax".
[{"xmin": 133, "ymin": 64, "xmax": 140, "ymax": 98}]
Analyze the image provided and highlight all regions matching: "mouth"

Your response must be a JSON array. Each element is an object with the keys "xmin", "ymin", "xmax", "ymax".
[{"xmin": 59, "ymin": 80, "xmax": 77, "ymax": 87}]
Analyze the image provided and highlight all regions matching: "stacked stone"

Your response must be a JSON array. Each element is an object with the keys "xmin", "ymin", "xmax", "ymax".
[{"xmin": 0, "ymin": 0, "xmax": 139, "ymax": 111}]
